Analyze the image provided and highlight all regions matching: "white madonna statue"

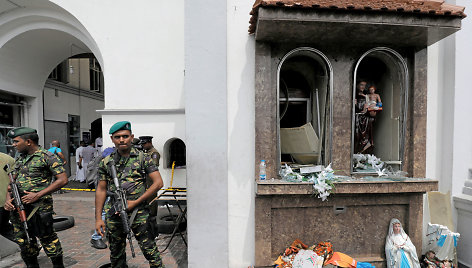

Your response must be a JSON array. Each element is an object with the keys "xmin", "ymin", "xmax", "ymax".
[{"xmin": 385, "ymin": 218, "xmax": 421, "ymax": 268}]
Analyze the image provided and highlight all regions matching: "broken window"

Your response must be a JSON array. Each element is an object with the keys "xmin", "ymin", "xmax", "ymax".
[
  {"xmin": 351, "ymin": 48, "xmax": 408, "ymax": 173},
  {"xmin": 278, "ymin": 48, "xmax": 332, "ymax": 167}
]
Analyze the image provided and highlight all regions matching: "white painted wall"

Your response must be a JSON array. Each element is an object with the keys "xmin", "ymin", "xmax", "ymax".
[
  {"xmin": 451, "ymin": 0, "xmax": 472, "ymax": 265},
  {"xmin": 43, "ymin": 86, "xmax": 103, "ymax": 126},
  {"xmin": 426, "ymin": 34, "xmax": 456, "ymax": 194},
  {"xmin": 227, "ymin": 0, "xmax": 256, "ymax": 267},
  {"xmin": 427, "ymin": 0, "xmax": 472, "ymax": 264},
  {"xmin": 51, "ymin": 0, "xmax": 185, "ymax": 110},
  {"xmin": 185, "ymin": 0, "xmax": 229, "ymax": 266},
  {"xmin": 451, "ymin": 0, "xmax": 472, "ymax": 200}
]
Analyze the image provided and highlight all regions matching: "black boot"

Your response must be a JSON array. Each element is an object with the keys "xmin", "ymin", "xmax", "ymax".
[
  {"xmin": 23, "ymin": 257, "xmax": 40, "ymax": 268},
  {"xmin": 51, "ymin": 255, "xmax": 65, "ymax": 268}
]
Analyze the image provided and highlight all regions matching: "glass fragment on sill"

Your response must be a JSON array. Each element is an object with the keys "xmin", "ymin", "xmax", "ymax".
[
  {"xmin": 279, "ymin": 163, "xmax": 336, "ymax": 201},
  {"xmin": 353, "ymin": 153, "xmax": 408, "ymax": 178}
]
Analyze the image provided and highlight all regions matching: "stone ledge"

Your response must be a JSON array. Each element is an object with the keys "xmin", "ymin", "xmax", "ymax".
[
  {"xmin": 256, "ymin": 179, "xmax": 438, "ymax": 195},
  {"xmin": 454, "ymin": 194, "xmax": 472, "ymax": 213}
]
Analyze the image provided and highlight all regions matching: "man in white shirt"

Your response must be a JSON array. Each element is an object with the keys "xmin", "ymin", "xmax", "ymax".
[
  {"xmin": 75, "ymin": 141, "xmax": 86, "ymax": 182},
  {"xmin": 80, "ymin": 142, "xmax": 97, "ymax": 181},
  {"xmin": 95, "ymin": 137, "xmax": 103, "ymax": 155}
]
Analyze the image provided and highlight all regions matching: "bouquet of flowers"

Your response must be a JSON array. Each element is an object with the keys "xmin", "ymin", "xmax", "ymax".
[{"xmin": 310, "ymin": 164, "xmax": 335, "ymax": 201}]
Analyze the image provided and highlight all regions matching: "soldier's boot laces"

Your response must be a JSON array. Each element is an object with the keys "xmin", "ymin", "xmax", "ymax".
[
  {"xmin": 23, "ymin": 257, "xmax": 39, "ymax": 268},
  {"xmin": 51, "ymin": 255, "xmax": 65, "ymax": 268}
]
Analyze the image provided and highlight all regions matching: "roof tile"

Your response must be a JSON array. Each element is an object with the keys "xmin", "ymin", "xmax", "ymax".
[{"xmin": 249, "ymin": 0, "xmax": 466, "ymax": 33}]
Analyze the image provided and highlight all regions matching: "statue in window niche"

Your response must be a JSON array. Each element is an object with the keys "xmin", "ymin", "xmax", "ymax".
[
  {"xmin": 355, "ymin": 82, "xmax": 383, "ymax": 153},
  {"xmin": 354, "ymin": 80, "xmax": 373, "ymax": 153},
  {"xmin": 385, "ymin": 218, "xmax": 421, "ymax": 268}
]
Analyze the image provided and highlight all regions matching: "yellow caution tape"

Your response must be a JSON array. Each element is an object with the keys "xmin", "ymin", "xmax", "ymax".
[
  {"xmin": 165, "ymin": 188, "xmax": 186, "ymax": 192},
  {"xmin": 62, "ymin": 188, "xmax": 95, "ymax": 192}
]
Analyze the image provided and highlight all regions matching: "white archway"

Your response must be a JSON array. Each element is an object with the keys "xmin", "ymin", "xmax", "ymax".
[{"xmin": 0, "ymin": 1, "xmax": 103, "ymax": 145}]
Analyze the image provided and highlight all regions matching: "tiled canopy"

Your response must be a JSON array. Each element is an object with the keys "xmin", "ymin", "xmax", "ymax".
[{"xmin": 250, "ymin": 0, "xmax": 466, "ymax": 33}]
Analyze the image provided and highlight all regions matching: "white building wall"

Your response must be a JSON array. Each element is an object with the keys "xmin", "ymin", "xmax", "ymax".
[
  {"xmin": 51, "ymin": 0, "xmax": 185, "ymax": 110},
  {"xmin": 50, "ymin": 0, "xmax": 188, "ymax": 201},
  {"xmin": 427, "ymin": 0, "xmax": 472, "ymax": 265},
  {"xmin": 185, "ymin": 0, "xmax": 229, "ymax": 266},
  {"xmin": 426, "ymin": 34, "xmax": 456, "ymax": 194},
  {"xmin": 452, "ymin": 0, "xmax": 472, "ymax": 266},
  {"xmin": 43, "ymin": 86, "xmax": 103, "ymax": 135},
  {"xmin": 227, "ymin": 0, "xmax": 256, "ymax": 267},
  {"xmin": 43, "ymin": 87, "xmax": 102, "ymax": 124},
  {"xmin": 451, "ymin": 0, "xmax": 472, "ymax": 200}
]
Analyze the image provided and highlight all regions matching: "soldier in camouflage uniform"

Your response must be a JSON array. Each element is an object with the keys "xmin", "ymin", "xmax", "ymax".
[
  {"xmin": 3, "ymin": 127, "xmax": 68, "ymax": 268},
  {"xmin": 95, "ymin": 121, "xmax": 165, "ymax": 268},
  {"xmin": 138, "ymin": 136, "xmax": 161, "ymax": 213},
  {"xmin": 139, "ymin": 136, "xmax": 160, "ymax": 167}
]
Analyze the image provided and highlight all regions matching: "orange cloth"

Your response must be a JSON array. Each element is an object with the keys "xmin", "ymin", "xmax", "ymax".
[
  {"xmin": 291, "ymin": 239, "xmax": 308, "ymax": 250},
  {"xmin": 284, "ymin": 239, "xmax": 309, "ymax": 256},
  {"xmin": 325, "ymin": 252, "xmax": 357, "ymax": 268},
  {"xmin": 274, "ymin": 256, "xmax": 285, "ymax": 266},
  {"xmin": 314, "ymin": 241, "xmax": 334, "ymax": 264}
]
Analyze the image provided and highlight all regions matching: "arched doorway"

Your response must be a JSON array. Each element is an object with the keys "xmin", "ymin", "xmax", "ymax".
[
  {"xmin": 277, "ymin": 47, "xmax": 333, "ymax": 166},
  {"xmin": 0, "ymin": 2, "xmax": 104, "ymax": 175},
  {"xmin": 351, "ymin": 47, "xmax": 409, "ymax": 173}
]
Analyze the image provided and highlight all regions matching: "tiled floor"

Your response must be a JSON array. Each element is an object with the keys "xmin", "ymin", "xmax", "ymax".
[{"xmin": 7, "ymin": 191, "xmax": 188, "ymax": 268}]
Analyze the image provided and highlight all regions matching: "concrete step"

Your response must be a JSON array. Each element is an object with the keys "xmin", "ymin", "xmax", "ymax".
[{"xmin": 0, "ymin": 235, "xmax": 19, "ymax": 259}]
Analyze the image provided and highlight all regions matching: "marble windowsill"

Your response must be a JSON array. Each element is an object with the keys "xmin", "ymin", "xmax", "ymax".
[{"xmin": 256, "ymin": 178, "xmax": 438, "ymax": 195}]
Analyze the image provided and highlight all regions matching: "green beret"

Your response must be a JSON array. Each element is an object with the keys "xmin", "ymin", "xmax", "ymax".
[
  {"xmin": 109, "ymin": 121, "xmax": 132, "ymax": 135},
  {"xmin": 7, "ymin": 127, "xmax": 37, "ymax": 138}
]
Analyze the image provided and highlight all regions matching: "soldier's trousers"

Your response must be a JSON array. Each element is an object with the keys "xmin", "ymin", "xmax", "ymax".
[
  {"xmin": 10, "ymin": 209, "xmax": 63, "ymax": 259},
  {"xmin": 106, "ymin": 208, "xmax": 163, "ymax": 267}
]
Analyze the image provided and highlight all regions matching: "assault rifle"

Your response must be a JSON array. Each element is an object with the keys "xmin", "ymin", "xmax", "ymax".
[
  {"xmin": 107, "ymin": 158, "xmax": 136, "ymax": 258},
  {"xmin": 3, "ymin": 164, "xmax": 31, "ymax": 243}
]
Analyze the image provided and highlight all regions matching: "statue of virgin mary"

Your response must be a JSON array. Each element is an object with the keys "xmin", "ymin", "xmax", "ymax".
[{"xmin": 385, "ymin": 218, "xmax": 421, "ymax": 268}]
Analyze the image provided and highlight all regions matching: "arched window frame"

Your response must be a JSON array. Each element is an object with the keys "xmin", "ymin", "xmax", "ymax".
[
  {"xmin": 276, "ymin": 47, "xmax": 334, "ymax": 167},
  {"xmin": 350, "ymin": 47, "xmax": 409, "ymax": 174}
]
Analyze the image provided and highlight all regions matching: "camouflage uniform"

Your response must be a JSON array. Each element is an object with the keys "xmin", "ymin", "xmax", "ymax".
[
  {"xmin": 145, "ymin": 147, "xmax": 160, "ymax": 167},
  {"xmin": 143, "ymin": 147, "xmax": 161, "ymax": 216},
  {"xmin": 10, "ymin": 147, "xmax": 65, "ymax": 262},
  {"xmin": 99, "ymin": 147, "xmax": 163, "ymax": 267}
]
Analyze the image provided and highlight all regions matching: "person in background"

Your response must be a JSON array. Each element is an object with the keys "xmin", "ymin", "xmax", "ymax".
[
  {"xmin": 75, "ymin": 141, "xmax": 86, "ymax": 182},
  {"xmin": 95, "ymin": 136, "xmax": 103, "ymax": 155},
  {"xmin": 139, "ymin": 136, "xmax": 160, "ymax": 167},
  {"xmin": 80, "ymin": 141, "xmax": 97, "ymax": 182},
  {"xmin": 0, "ymin": 152, "xmax": 15, "ymax": 240},
  {"xmin": 90, "ymin": 147, "xmax": 114, "ymax": 250},
  {"xmin": 48, "ymin": 140, "xmax": 67, "ymax": 165}
]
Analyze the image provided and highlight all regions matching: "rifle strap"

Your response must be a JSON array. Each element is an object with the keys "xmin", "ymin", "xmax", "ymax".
[
  {"xmin": 129, "ymin": 208, "xmax": 138, "ymax": 226},
  {"xmin": 26, "ymin": 205, "xmax": 40, "ymax": 221}
]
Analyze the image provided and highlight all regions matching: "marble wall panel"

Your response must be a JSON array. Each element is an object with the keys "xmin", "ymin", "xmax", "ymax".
[
  {"xmin": 255, "ymin": 192, "xmax": 425, "ymax": 267},
  {"xmin": 411, "ymin": 49, "xmax": 428, "ymax": 178},
  {"xmin": 255, "ymin": 42, "xmax": 278, "ymax": 180}
]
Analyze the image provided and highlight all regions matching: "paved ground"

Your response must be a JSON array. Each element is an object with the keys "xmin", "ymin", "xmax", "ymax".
[{"xmin": 1, "ymin": 190, "xmax": 188, "ymax": 268}]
